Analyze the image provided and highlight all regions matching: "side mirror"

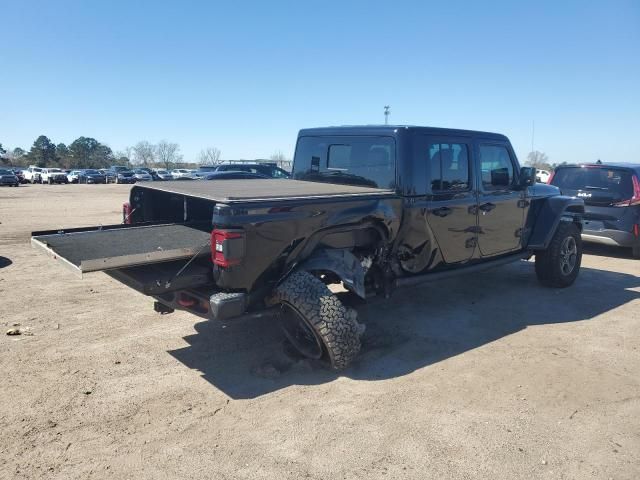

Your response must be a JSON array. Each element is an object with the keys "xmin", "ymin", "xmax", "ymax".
[{"xmin": 519, "ymin": 167, "xmax": 536, "ymax": 188}]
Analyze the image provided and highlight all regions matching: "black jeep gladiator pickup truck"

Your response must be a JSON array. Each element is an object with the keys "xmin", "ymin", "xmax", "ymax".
[{"xmin": 32, "ymin": 126, "xmax": 584, "ymax": 369}]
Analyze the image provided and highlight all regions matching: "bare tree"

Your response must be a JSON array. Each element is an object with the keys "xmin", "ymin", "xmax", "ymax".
[
  {"xmin": 269, "ymin": 150, "xmax": 292, "ymax": 169},
  {"xmin": 198, "ymin": 147, "xmax": 222, "ymax": 166},
  {"xmin": 269, "ymin": 150, "xmax": 288, "ymax": 162},
  {"xmin": 156, "ymin": 140, "xmax": 183, "ymax": 170},
  {"xmin": 132, "ymin": 141, "xmax": 156, "ymax": 166},
  {"xmin": 525, "ymin": 151, "xmax": 551, "ymax": 170},
  {"xmin": 5, "ymin": 147, "xmax": 27, "ymax": 166}
]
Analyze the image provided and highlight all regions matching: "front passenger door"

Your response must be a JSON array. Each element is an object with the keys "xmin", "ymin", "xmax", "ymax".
[{"xmin": 476, "ymin": 143, "xmax": 524, "ymax": 257}]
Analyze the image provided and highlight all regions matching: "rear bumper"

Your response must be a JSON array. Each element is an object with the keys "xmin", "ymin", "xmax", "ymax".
[{"xmin": 582, "ymin": 229, "xmax": 635, "ymax": 247}]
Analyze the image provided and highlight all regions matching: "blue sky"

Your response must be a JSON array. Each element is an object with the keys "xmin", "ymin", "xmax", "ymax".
[{"xmin": 1, "ymin": 0, "xmax": 638, "ymax": 163}]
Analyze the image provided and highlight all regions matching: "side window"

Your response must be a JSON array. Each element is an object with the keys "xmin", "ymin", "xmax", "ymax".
[
  {"xmin": 479, "ymin": 145, "xmax": 514, "ymax": 190},
  {"xmin": 429, "ymin": 143, "xmax": 470, "ymax": 192}
]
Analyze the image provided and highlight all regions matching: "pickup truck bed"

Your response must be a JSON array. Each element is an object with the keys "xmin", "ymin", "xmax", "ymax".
[
  {"xmin": 32, "ymin": 223, "xmax": 211, "ymax": 276},
  {"xmin": 138, "ymin": 179, "xmax": 394, "ymax": 203}
]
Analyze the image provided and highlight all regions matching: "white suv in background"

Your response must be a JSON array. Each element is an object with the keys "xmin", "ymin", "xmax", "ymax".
[
  {"xmin": 23, "ymin": 166, "xmax": 43, "ymax": 183},
  {"xmin": 40, "ymin": 168, "xmax": 69, "ymax": 184},
  {"xmin": 536, "ymin": 169, "xmax": 551, "ymax": 183}
]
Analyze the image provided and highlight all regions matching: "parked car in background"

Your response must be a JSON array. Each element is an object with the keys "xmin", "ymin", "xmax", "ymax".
[
  {"xmin": 24, "ymin": 166, "xmax": 43, "ymax": 184},
  {"xmin": 132, "ymin": 169, "xmax": 153, "ymax": 182},
  {"xmin": 549, "ymin": 163, "xmax": 640, "ymax": 258},
  {"xmin": 204, "ymin": 171, "xmax": 270, "ymax": 180},
  {"xmin": 106, "ymin": 166, "xmax": 136, "ymax": 184},
  {"xmin": 40, "ymin": 168, "xmax": 69, "ymax": 184},
  {"xmin": 12, "ymin": 169, "xmax": 26, "ymax": 183},
  {"xmin": 0, "ymin": 168, "xmax": 20, "ymax": 186},
  {"xmin": 78, "ymin": 169, "xmax": 106, "ymax": 184},
  {"xmin": 67, "ymin": 170, "xmax": 81, "ymax": 183},
  {"xmin": 152, "ymin": 169, "xmax": 173, "ymax": 181},
  {"xmin": 214, "ymin": 162, "xmax": 291, "ymax": 178},
  {"xmin": 171, "ymin": 168, "xmax": 197, "ymax": 180},
  {"xmin": 536, "ymin": 169, "xmax": 551, "ymax": 183}
]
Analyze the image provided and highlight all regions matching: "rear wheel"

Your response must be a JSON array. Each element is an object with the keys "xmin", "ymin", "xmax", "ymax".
[
  {"xmin": 535, "ymin": 222, "xmax": 582, "ymax": 287},
  {"xmin": 632, "ymin": 244, "xmax": 640, "ymax": 259},
  {"xmin": 269, "ymin": 270, "xmax": 362, "ymax": 370}
]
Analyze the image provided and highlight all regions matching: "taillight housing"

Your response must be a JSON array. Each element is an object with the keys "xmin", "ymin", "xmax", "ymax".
[
  {"xmin": 122, "ymin": 202, "xmax": 132, "ymax": 224},
  {"xmin": 211, "ymin": 229, "xmax": 245, "ymax": 267},
  {"xmin": 613, "ymin": 174, "xmax": 640, "ymax": 207}
]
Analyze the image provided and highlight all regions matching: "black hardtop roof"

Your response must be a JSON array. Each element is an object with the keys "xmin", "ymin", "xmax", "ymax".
[{"xmin": 298, "ymin": 125, "xmax": 508, "ymax": 141}]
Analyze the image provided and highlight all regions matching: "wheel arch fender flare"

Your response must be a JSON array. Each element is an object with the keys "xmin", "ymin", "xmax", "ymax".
[
  {"xmin": 293, "ymin": 248, "xmax": 366, "ymax": 299},
  {"xmin": 527, "ymin": 196, "xmax": 584, "ymax": 250}
]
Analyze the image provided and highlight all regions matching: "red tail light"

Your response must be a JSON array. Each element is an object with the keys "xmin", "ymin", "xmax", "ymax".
[
  {"xmin": 547, "ymin": 170, "xmax": 555, "ymax": 185},
  {"xmin": 122, "ymin": 202, "xmax": 132, "ymax": 224},
  {"xmin": 211, "ymin": 229, "xmax": 245, "ymax": 267},
  {"xmin": 633, "ymin": 223, "xmax": 639, "ymax": 238},
  {"xmin": 613, "ymin": 174, "xmax": 640, "ymax": 207}
]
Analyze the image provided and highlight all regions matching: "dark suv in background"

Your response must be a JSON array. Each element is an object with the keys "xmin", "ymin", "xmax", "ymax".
[
  {"xmin": 213, "ymin": 162, "xmax": 290, "ymax": 178},
  {"xmin": 550, "ymin": 163, "xmax": 640, "ymax": 258},
  {"xmin": 106, "ymin": 166, "xmax": 136, "ymax": 184}
]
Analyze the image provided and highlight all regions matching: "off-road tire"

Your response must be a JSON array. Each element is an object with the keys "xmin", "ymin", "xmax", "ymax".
[
  {"xmin": 632, "ymin": 244, "xmax": 640, "ymax": 259},
  {"xmin": 269, "ymin": 270, "xmax": 361, "ymax": 370},
  {"xmin": 535, "ymin": 222, "xmax": 582, "ymax": 287}
]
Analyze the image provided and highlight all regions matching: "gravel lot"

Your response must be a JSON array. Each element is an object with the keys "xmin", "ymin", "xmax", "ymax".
[{"xmin": 1, "ymin": 183, "xmax": 639, "ymax": 480}]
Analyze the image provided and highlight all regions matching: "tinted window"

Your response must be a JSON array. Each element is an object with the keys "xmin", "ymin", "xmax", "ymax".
[
  {"xmin": 429, "ymin": 143, "xmax": 469, "ymax": 192},
  {"xmin": 551, "ymin": 167, "xmax": 633, "ymax": 200},
  {"xmin": 479, "ymin": 145, "xmax": 514, "ymax": 190},
  {"xmin": 272, "ymin": 168, "xmax": 290, "ymax": 178},
  {"xmin": 294, "ymin": 136, "xmax": 395, "ymax": 189}
]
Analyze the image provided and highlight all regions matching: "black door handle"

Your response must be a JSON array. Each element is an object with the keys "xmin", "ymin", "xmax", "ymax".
[
  {"xmin": 432, "ymin": 206, "xmax": 452, "ymax": 217},
  {"xmin": 479, "ymin": 202, "xmax": 496, "ymax": 213}
]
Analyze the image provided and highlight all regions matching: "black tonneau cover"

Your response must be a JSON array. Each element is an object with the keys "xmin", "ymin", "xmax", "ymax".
[{"xmin": 135, "ymin": 179, "xmax": 394, "ymax": 203}]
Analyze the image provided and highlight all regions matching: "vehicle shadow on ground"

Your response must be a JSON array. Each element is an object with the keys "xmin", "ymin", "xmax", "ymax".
[
  {"xmin": 583, "ymin": 243, "xmax": 636, "ymax": 260},
  {"xmin": 169, "ymin": 261, "xmax": 640, "ymax": 399},
  {"xmin": 0, "ymin": 256, "xmax": 13, "ymax": 268}
]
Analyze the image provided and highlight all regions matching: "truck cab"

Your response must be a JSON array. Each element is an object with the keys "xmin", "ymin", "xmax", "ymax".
[{"xmin": 32, "ymin": 125, "xmax": 584, "ymax": 370}]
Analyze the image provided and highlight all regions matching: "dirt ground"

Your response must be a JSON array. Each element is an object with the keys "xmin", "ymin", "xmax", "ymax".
[{"xmin": 1, "ymin": 183, "xmax": 638, "ymax": 480}]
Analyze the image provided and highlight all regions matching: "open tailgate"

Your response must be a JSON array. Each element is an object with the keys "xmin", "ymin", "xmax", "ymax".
[{"xmin": 32, "ymin": 223, "xmax": 211, "ymax": 277}]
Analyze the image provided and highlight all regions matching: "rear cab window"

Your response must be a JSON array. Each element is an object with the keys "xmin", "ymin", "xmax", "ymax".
[{"xmin": 293, "ymin": 136, "xmax": 396, "ymax": 189}]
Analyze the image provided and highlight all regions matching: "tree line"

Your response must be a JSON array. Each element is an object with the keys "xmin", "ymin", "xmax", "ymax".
[
  {"xmin": 1, "ymin": 136, "xmax": 290, "ymax": 170},
  {"xmin": 525, "ymin": 151, "xmax": 570, "ymax": 171}
]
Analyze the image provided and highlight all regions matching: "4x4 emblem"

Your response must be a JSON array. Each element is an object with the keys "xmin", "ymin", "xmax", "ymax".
[{"xmin": 577, "ymin": 192, "xmax": 592, "ymax": 198}]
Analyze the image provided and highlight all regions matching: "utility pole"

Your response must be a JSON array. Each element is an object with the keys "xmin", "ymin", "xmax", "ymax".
[
  {"xmin": 531, "ymin": 120, "xmax": 535, "ymax": 153},
  {"xmin": 384, "ymin": 105, "xmax": 390, "ymax": 125}
]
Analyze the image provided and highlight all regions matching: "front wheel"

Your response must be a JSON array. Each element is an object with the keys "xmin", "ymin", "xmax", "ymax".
[
  {"xmin": 535, "ymin": 222, "xmax": 582, "ymax": 287},
  {"xmin": 268, "ymin": 270, "xmax": 363, "ymax": 370}
]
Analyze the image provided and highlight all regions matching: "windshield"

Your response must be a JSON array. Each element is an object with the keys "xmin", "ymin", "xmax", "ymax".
[
  {"xmin": 49, "ymin": 168, "xmax": 63, "ymax": 172},
  {"xmin": 85, "ymin": 169, "xmax": 100, "ymax": 174},
  {"xmin": 0, "ymin": 169, "xmax": 14, "ymax": 175},
  {"xmin": 551, "ymin": 167, "xmax": 633, "ymax": 200},
  {"xmin": 134, "ymin": 169, "xmax": 147, "ymax": 174},
  {"xmin": 156, "ymin": 170, "xmax": 168, "ymax": 174},
  {"xmin": 293, "ymin": 136, "xmax": 396, "ymax": 188}
]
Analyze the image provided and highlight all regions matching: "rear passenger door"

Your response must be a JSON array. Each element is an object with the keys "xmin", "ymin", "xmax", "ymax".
[
  {"xmin": 425, "ymin": 137, "xmax": 478, "ymax": 264},
  {"xmin": 475, "ymin": 142, "xmax": 524, "ymax": 256}
]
